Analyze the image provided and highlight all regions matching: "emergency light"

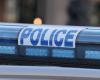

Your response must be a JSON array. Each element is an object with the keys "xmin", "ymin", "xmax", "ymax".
[{"xmin": 0, "ymin": 23, "xmax": 100, "ymax": 68}]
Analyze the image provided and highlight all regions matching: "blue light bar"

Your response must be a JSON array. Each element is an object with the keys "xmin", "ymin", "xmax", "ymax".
[
  {"xmin": 85, "ymin": 50, "xmax": 100, "ymax": 59},
  {"xmin": 0, "ymin": 25, "xmax": 22, "ymax": 39},
  {"xmin": 52, "ymin": 49, "xmax": 74, "ymax": 58},
  {"xmin": 0, "ymin": 31, "xmax": 17, "ymax": 39},
  {"xmin": 0, "ymin": 46, "xmax": 15, "ymax": 54},
  {"xmin": 26, "ymin": 48, "xmax": 48, "ymax": 57}
]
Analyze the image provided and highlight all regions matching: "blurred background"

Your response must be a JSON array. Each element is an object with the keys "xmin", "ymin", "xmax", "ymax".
[{"xmin": 0, "ymin": 0, "xmax": 100, "ymax": 26}]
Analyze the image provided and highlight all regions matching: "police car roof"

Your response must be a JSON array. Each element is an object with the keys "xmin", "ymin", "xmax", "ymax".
[{"xmin": 0, "ymin": 23, "xmax": 100, "ymax": 44}]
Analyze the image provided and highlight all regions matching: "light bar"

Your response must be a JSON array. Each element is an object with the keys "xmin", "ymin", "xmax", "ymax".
[
  {"xmin": 0, "ymin": 23, "xmax": 100, "ymax": 68},
  {"xmin": 85, "ymin": 50, "xmax": 100, "ymax": 59},
  {"xmin": 0, "ymin": 46, "xmax": 15, "ymax": 54},
  {"xmin": 26, "ymin": 48, "xmax": 48, "ymax": 57},
  {"xmin": 52, "ymin": 49, "xmax": 74, "ymax": 58}
]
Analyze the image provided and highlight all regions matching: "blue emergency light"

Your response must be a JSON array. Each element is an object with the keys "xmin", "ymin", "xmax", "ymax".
[{"xmin": 0, "ymin": 23, "xmax": 100, "ymax": 68}]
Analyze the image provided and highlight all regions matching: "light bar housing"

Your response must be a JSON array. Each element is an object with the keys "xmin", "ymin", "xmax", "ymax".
[{"xmin": 0, "ymin": 23, "xmax": 100, "ymax": 68}]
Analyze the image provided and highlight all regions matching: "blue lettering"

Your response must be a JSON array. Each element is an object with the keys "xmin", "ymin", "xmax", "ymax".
[
  {"xmin": 54, "ymin": 30, "xmax": 66, "ymax": 46},
  {"xmin": 30, "ymin": 29, "xmax": 42, "ymax": 45},
  {"xmin": 41, "ymin": 29, "xmax": 49, "ymax": 45},
  {"xmin": 20, "ymin": 28, "xmax": 32, "ymax": 45},
  {"xmin": 49, "ymin": 29, "xmax": 57, "ymax": 46},
  {"xmin": 64, "ymin": 30, "xmax": 78, "ymax": 47}
]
